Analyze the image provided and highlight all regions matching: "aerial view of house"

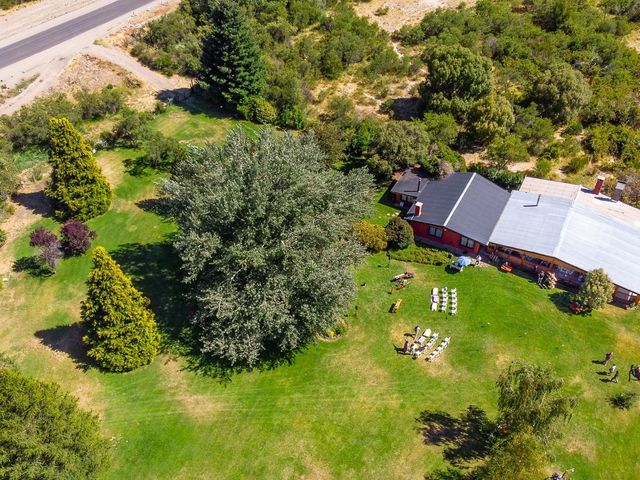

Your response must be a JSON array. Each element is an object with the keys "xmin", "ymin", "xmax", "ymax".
[{"xmin": 1, "ymin": 1, "xmax": 640, "ymax": 479}]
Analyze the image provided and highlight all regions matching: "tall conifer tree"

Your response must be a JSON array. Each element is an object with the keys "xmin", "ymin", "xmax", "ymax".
[
  {"xmin": 82, "ymin": 247, "xmax": 160, "ymax": 372},
  {"xmin": 46, "ymin": 117, "xmax": 112, "ymax": 221},
  {"xmin": 198, "ymin": 0, "xmax": 265, "ymax": 108}
]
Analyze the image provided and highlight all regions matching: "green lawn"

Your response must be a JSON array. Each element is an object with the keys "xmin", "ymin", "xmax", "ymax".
[{"xmin": 1, "ymin": 111, "xmax": 640, "ymax": 479}]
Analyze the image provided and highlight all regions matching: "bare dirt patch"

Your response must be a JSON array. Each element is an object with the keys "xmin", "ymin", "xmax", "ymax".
[
  {"xmin": 56, "ymin": 54, "xmax": 136, "ymax": 95},
  {"xmin": 0, "ymin": 173, "xmax": 50, "ymax": 274},
  {"xmin": 160, "ymin": 356, "xmax": 226, "ymax": 420},
  {"xmin": 354, "ymin": 0, "xmax": 469, "ymax": 32},
  {"xmin": 565, "ymin": 436, "xmax": 597, "ymax": 462}
]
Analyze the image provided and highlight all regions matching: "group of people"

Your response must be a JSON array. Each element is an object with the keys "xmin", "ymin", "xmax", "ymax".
[{"xmin": 600, "ymin": 351, "xmax": 640, "ymax": 383}]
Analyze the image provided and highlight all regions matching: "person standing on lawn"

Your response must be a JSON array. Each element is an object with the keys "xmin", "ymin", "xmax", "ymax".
[
  {"xmin": 604, "ymin": 352, "xmax": 613, "ymax": 365},
  {"xmin": 611, "ymin": 370, "xmax": 620, "ymax": 383},
  {"xmin": 608, "ymin": 364, "xmax": 617, "ymax": 376}
]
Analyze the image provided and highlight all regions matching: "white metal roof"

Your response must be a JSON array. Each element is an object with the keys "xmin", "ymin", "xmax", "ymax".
[{"xmin": 490, "ymin": 178, "xmax": 640, "ymax": 293}]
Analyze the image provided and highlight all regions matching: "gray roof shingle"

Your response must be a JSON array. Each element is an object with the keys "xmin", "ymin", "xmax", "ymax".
[
  {"xmin": 390, "ymin": 168, "xmax": 429, "ymax": 196},
  {"xmin": 407, "ymin": 173, "xmax": 510, "ymax": 244}
]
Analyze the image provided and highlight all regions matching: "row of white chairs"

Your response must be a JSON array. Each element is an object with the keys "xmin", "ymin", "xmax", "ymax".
[
  {"xmin": 427, "ymin": 337, "xmax": 451, "ymax": 362},
  {"xmin": 411, "ymin": 330, "xmax": 440, "ymax": 358}
]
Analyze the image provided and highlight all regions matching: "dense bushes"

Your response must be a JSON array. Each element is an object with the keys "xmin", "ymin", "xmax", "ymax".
[
  {"xmin": 0, "ymin": 0, "xmax": 36, "ymax": 9},
  {"xmin": 131, "ymin": 9, "xmax": 201, "ymax": 76},
  {"xmin": 132, "ymin": 0, "xmax": 403, "ymax": 128},
  {"xmin": 0, "ymin": 87, "xmax": 129, "ymax": 151},
  {"xmin": 388, "ymin": 244, "xmax": 451, "ymax": 265},
  {"xmin": 354, "ymin": 220, "xmax": 387, "ymax": 252},
  {"xmin": 0, "ymin": 366, "xmax": 110, "ymax": 478},
  {"xmin": 385, "ymin": 217, "xmax": 414, "ymax": 249}
]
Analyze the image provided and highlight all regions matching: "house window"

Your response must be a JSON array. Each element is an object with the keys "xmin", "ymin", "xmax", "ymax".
[
  {"xmin": 460, "ymin": 237, "xmax": 475, "ymax": 248},
  {"xmin": 429, "ymin": 226, "xmax": 443, "ymax": 238}
]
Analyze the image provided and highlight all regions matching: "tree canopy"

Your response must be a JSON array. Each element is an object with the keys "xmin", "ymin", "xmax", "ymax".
[
  {"xmin": 0, "ymin": 366, "xmax": 110, "ymax": 479},
  {"xmin": 163, "ymin": 128, "xmax": 374, "ymax": 366},
  {"xmin": 198, "ymin": 0, "xmax": 265, "ymax": 108},
  {"xmin": 46, "ymin": 117, "xmax": 112, "ymax": 221},
  {"xmin": 497, "ymin": 361, "xmax": 576, "ymax": 443},
  {"xmin": 82, "ymin": 247, "xmax": 160, "ymax": 372},
  {"xmin": 574, "ymin": 268, "xmax": 615, "ymax": 311}
]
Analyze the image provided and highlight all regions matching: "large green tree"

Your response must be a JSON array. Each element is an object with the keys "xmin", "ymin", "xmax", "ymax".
[
  {"xmin": 531, "ymin": 62, "xmax": 592, "ymax": 123},
  {"xmin": 497, "ymin": 361, "xmax": 576, "ymax": 443},
  {"xmin": 198, "ymin": 0, "xmax": 265, "ymax": 108},
  {"xmin": 82, "ymin": 247, "xmax": 160, "ymax": 372},
  {"xmin": 475, "ymin": 431, "xmax": 547, "ymax": 480},
  {"xmin": 420, "ymin": 44, "xmax": 492, "ymax": 119},
  {"xmin": 46, "ymin": 117, "xmax": 112, "ymax": 221},
  {"xmin": 163, "ymin": 128, "xmax": 374, "ymax": 366},
  {"xmin": 574, "ymin": 268, "xmax": 615, "ymax": 311},
  {"xmin": 0, "ymin": 366, "xmax": 110, "ymax": 479}
]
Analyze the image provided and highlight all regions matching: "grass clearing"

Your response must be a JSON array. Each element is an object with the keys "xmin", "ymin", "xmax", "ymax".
[{"xmin": 0, "ymin": 106, "xmax": 639, "ymax": 478}]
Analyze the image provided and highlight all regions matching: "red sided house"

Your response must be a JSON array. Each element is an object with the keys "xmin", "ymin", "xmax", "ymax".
[
  {"xmin": 399, "ymin": 172, "xmax": 640, "ymax": 305},
  {"xmin": 405, "ymin": 172, "xmax": 509, "ymax": 256}
]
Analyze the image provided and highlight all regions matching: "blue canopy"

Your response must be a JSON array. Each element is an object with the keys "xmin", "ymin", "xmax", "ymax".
[{"xmin": 457, "ymin": 256, "xmax": 472, "ymax": 267}]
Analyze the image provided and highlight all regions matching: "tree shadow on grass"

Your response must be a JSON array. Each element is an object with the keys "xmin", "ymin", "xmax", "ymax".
[
  {"xmin": 418, "ymin": 406, "xmax": 497, "ymax": 469},
  {"xmin": 12, "ymin": 256, "xmax": 51, "ymax": 277},
  {"xmin": 548, "ymin": 291, "xmax": 574, "ymax": 313},
  {"xmin": 12, "ymin": 190, "xmax": 51, "ymax": 217},
  {"xmin": 34, "ymin": 322, "xmax": 92, "ymax": 371},
  {"xmin": 135, "ymin": 198, "xmax": 173, "ymax": 218}
]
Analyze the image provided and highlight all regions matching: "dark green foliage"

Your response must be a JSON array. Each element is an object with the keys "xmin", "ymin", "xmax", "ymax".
[
  {"xmin": 0, "ymin": 152, "xmax": 19, "ymax": 201},
  {"xmin": 163, "ymin": 128, "xmax": 374, "ymax": 366},
  {"xmin": 535, "ymin": 158, "xmax": 553, "ymax": 178},
  {"xmin": 74, "ymin": 85, "xmax": 126, "ymax": 120},
  {"xmin": 531, "ymin": 63, "xmax": 592, "ymax": 123},
  {"xmin": 142, "ymin": 132, "xmax": 188, "ymax": 172},
  {"xmin": 130, "ymin": 10, "xmax": 201, "ymax": 76},
  {"xmin": 237, "ymin": 96, "xmax": 278, "ymax": 124},
  {"xmin": 468, "ymin": 164, "xmax": 524, "ymax": 190},
  {"xmin": 82, "ymin": 247, "xmax": 160, "ymax": 372},
  {"xmin": 354, "ymin": 220, "xmax": 387, "ymax": 252},
  {"xmin": 574, "ymin": 268, "xmax": 614, "ymax": 311},
  {"xmin": 610, "ymin": 391, "xmax": 638, "ymax": 410},
  {"xmin": 420, "ymin": 44, "xmax": 492, "ymax": 119},
  {"xmin": 485, "ymin": 135, "xmax": 529, "ymax": 169},
  {"xmin": 46, "ymin": 118, "xmax": 112, "ymax": 221},
  {"xmin": 0, "ymin": 367, "xmax": 110, "ymax": 478},
  {"xmin": 388, "ymin": 244, "xmax": 450, "ymax": 265},
  {"xmin": 0, "ymin": 93, "xmax": 79, "ymax": 150},
  {"xmin": 103, "ymin": 108, "xmax": 153, "ymax": 148},
  {"xmin": 385, "ymin": 216, "xmax": 414, "ymax": 250},
  {"xmin": 497, "ymin": 361, "xmax": 576, "ymax": 443},
  {"xmin": 0, "ymin": 229, "xmax": 6, "ymax": 248},
  {"xmin": 422, "ymin": 112, "xmax": 459, "ymax": 146},
  {"xmin": 467, "ymin": 94, "xmax": 514, "ymax": 144},
  {"xmin": 475, "ymin": 431, "xmax": 547, "ymax": 480},
  {"xmin": 199, "ymin": 0, "xmax": 265, "ymax": 108}
]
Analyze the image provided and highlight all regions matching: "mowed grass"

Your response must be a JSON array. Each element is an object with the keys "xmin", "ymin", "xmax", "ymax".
[{"xmin": 1, "ymin": 110, "xmax": 640, "ymax": 478}]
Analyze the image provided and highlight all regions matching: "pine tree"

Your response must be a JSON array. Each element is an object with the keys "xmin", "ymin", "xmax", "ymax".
[
  {"xmin": 198, "ymin": 0, "xmax": 265, "ymax": 109},
  {"xmin": 46, "ymin": 117, "xmax": 112, "ymax": 221},
  {"xmin": 82, "ymin": 247, "xmax": 160, "ymax": 372}
]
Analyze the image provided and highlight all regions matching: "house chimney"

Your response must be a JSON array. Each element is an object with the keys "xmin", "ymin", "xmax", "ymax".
[
  {"xmin": 415, "ymin": 201, "xmax": 423, "ymax": 217},
  {"xmin": 593, "ymin": 175, "xmax": 605, "ymax": 195},
  {"xmin": 612, "ymin": 181, "xmax": 626, "ymax": 202}
]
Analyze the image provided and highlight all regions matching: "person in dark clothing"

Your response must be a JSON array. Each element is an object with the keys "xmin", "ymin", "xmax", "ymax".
[
  {"xmin": 604, "ymin": 351, "xmax": 613, "ymax": 365},
  {"xmin": 611, "ymin": 370, "xmax": 620, "ymax": 383},
  {"xmin": 403, "ymin": 339, "xmax": 409, "ymax": 354}
]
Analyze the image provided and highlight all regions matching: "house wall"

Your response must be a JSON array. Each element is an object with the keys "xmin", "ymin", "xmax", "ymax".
[{"xmin": 411, "ymin": 222, "xmax": 481, "ymax": 255}]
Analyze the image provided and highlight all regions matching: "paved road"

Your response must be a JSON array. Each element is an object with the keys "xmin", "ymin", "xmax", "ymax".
[{"xmin": 0, "ymin": 0, "xmax": 156, "ymax": 69}]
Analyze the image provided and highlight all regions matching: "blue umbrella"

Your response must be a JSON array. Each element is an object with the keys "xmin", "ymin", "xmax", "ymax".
[{"xmin": 457, "ymin": 256, "xmax": 472, "ymax": 267}]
